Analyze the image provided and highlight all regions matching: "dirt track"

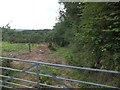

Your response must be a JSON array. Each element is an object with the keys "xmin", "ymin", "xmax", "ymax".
[
  {"xmin": 3, "ymin": 44, "xmax": 75, "ymax": 88},
  {"xmin": 5, "ymin": 44, "xmax": 66, "ymax": 64}
]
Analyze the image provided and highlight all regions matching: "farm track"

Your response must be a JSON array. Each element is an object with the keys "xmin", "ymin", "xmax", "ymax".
[
  {"xmin": 3, "ymin": 44, "xmax": 74, "ymax": 88},
  {"xmin": 4, "ymin": 44, "xmax": 66, "ymax": 64}
]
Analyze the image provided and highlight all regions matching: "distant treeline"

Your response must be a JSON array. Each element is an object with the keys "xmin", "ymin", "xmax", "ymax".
[{"xmin": 1, "ymin": 26, "xmax": 51, "ymax": 43}]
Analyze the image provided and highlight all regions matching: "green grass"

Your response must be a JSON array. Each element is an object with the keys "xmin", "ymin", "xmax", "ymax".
[
  {"xmin": 52, "ymin": 44, "xmax": 74, "ymax": 62},
  {"xmin": 51, "ymin": 44, "xmax": 120, "ymax": 88},
  {"xmin": 1, "ymin": 41, "xmax": 37, "ymax": 52}
]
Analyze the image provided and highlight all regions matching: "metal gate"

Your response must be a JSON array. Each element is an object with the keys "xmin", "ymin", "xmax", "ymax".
[{"xmin": 0, "ymin": 57, "xmax": 120, "ymax": 89}]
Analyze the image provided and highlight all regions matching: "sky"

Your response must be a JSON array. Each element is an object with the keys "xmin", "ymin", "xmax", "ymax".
[{"xmin": 0, "ymin": 0, "xmax": 59, "ymax": 29}]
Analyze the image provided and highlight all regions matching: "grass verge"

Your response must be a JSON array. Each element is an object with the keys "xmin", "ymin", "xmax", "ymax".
[{"xmin": 51, "ymin": 44, "xmax": 120, "ymax": 88}]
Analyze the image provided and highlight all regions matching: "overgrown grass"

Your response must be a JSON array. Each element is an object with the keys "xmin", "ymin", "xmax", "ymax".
[
  {"xmin": 51, "ymin": 44, "xmax": 120, "ymax": 88},
  {"xmin": 9, "ymin": 64, "xmax": 66, "ymax": 88},
  {"xmin": 52, "ymin": 44, "xmax": 74, "ymax": 63},
  {"xmin": 1, "ymin": 41, "xmax": 37, "ymax": 52}
]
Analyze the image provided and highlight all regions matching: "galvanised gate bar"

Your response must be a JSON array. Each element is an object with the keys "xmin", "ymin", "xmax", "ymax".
[{"xmin": 0, "ymin": 57, "xmax": 120, "ymax": 89}]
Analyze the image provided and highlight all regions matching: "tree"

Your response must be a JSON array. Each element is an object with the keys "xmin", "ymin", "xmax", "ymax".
[{"xmin": 52, "ymin": 2, "xmax": 120, "ymax": 71}]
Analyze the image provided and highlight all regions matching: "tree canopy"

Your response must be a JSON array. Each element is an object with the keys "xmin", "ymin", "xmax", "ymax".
[{"xmin": 50, "ymin": 2, "xmax": 120, "ymax": 71}]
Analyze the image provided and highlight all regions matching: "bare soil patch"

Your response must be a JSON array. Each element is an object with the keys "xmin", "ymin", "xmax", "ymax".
[
  {"xmin": 5, "ymin": 44, "xmax": 66, "ymax": 64},
  {"xmin": 3, "ymin": 44, "xmax": 74, "ymax": 88}
]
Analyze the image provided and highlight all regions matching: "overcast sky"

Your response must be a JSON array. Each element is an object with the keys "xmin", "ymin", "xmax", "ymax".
[{"xmin": 0, "ymin": 0, "xmax": 59, "ymax": 29}]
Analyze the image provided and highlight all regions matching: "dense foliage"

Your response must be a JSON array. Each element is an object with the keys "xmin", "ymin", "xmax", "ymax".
[{"xmin": 49, "ymin": 2, "xmax": 120, "ymax": 71}]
